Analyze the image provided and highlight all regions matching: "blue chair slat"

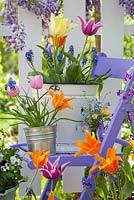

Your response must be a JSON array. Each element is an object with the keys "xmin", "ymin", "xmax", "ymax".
[{"xmin": 92, "ymin": 57, "xmax": 134, "ymax": 79}]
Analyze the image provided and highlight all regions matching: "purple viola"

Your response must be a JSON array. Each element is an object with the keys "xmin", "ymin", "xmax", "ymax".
[{"xmin": 40, "ymin": 157, "xmax": 70, "ymax": 179}]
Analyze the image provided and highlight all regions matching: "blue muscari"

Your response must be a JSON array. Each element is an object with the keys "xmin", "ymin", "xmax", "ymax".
[{"xmin": 5, "ymin": 77, "xmax": 16, "ymax": 90}]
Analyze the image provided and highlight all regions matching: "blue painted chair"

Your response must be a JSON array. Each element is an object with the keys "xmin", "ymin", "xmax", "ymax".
[
  {"xmin": 12, "ymin": 57, "xmax": 134, "ymax": 199},
  {"xmin": 80, "ymin": 57, "xmax": 134, "ymax": 199}
]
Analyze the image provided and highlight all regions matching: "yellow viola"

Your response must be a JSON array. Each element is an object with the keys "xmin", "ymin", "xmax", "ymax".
[{"xmin": 49, "ymin": 13, "xmax": 77, "ymax": 37}]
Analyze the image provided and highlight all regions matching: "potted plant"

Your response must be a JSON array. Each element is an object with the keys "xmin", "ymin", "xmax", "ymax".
[
  {"xmin": 80, "ymin": 97, "xmax": 111, "ymax": 138},
  {"xmin": 3, "ymin": 76, "xmax": 75, "ymax": 154},
  {"xmin": 24, "ymin": 13, "xmax": 110, "ymax": 152},
  {"xmin": 0, "ymin": 129, "xmax": 24, "ymax": 200}
]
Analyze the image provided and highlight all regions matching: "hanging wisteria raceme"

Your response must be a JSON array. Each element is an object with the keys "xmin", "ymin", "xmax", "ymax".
[
  {"xmin": 3, "ymin": 0, "xmax": 26, "ymax": 51},
  {"xmin": 86, "ymin": 0, "xmax": 100, "ymax": 21},
  {"xmin": 17, "ymin": 0, "xmax": 61, "ymax": 28},
  {"xmin": 2, "ymin": 0, "xmax": 61, "ymax": 52},
  {"xmin": 118, "ymin": 0, "xmax": 134, "ymax": 18},
  {"xmin": 86, "ymin": 0, "xmax": 134, "ymax": 19}
]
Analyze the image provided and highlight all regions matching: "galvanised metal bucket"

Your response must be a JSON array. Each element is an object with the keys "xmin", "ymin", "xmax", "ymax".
[
  {"xmin": 0, "ymin": 186, "xmax": 17, "ymax": 200},
  {"xmin": 24, "ymin": 125, "xmax": 57, "ymax": 155}
]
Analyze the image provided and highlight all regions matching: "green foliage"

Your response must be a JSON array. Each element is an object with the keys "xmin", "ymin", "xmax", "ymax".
[
  {"xmin": 5, "ymin": 91, "xmax": 59, "ymax": 127},
  {"xmin": 81, "ymin": 98, "xmax": 111, "ymax": 132},
  {"xmin": 92, "ymin": 146, "xmax": 134, "ymax": 200},
  {"xmin": 0, "ymin": 129, "xmax": 24, "ymax": 190},
  {"xmin": 124, "ymin": 34, "xmax": 134, "ymax": 58},
  {"xmin": 38, "ymin": 43, "xmax": 110, "ymax": 85}
]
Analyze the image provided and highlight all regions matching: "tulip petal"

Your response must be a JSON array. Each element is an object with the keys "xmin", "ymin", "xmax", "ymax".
[{"xmin": 40, "ymin": 168, "xmax": 53, "ymax": 179}]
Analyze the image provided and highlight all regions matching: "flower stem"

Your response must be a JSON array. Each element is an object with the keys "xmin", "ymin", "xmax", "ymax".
[
  {"xmin": 51, "ymin": 179, "xmax": 54, "ymax": 192},
  {"xmin": 23, "ymin": 168, "xmax": 38, "ymax": 199},
  {"xmin": 108, "ymin": 174, "xmax": 115, "ymax": 200},
  {"xmin": 37, "ymin": 89, "xmax": 40, "ymax": 113},
  {"xmin": 78, "ymin": 35, "xmax": 88, "ymax": 64}
]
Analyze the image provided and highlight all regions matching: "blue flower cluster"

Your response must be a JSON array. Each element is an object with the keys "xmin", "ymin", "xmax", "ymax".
[{"xmin": 5, "ymin": 77, "xmax": 16, "ymax": 90}]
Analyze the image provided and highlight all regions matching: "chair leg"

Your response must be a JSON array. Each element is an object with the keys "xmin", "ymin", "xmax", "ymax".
[{"xmin": 40, "ymin": 179, "xmax": 58, "ymax": 200}]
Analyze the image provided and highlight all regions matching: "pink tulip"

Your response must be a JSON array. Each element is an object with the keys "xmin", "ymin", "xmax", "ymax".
[
  {"xmin": 29, "ymin": 75, "xmax": 43, "ymax": 89},
  {"xmin": 78, "ymin": 16, "xmax": 103, "ymax": 36},
  {"xmin": 7, "ymin": 85, "xmax": 20, "ymax": 97},
  {"xmin": 40, "ymin": 157, "xmax": 70, "ymax": 180}
]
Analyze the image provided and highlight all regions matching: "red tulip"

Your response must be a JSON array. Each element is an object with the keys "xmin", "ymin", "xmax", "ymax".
[
  {"xmin": 78, "ymin": 16, "xmax": 103, "ymax": 36},
  {"xmin": 29, "ymin": 75, "xmax": 43, "ymax": 89}
]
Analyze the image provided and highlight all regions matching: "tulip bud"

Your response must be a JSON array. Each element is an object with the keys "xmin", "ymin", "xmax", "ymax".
[
  {"xmin": 29, "ymin": 75, "xmax": 43, "ymax": 89},
  {"xmin": 7, "ymin": 85, "xmax": 20, "ymax": 97}
]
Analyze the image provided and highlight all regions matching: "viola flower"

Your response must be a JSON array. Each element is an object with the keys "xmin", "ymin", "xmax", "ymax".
[
  {"xmin": 101, "ymin": 108, "xmax": 109, "ymax": 116},
  {"xmin": 40, "ymin": 157, "xmax": 70, "ymax": 179},
  {"xmin": 29, "ymin": 75, "xmax": 43, "ymax": 89},
  {"xmin": 48, "ymin": 191, "xmax": 54, "ymax": 200},
  {"xmin": 78, "ymin": 16, "xmax": 103, "ymax": 36},
  {"xmin": 124, "ymin": 71, "xmax": 132, "ymax": 82},
  {"xmin": 92, "ymin": 113, "xmax": 98, "ymax": 119},
  {"xmin": 74, "ymin": 130, "xmax": 101, "ymax": 157},
  {"xmin": 25, "ymin": 150, "xmax": 50, "ymax": 168},
  {"xmin": 47, "ymin": 89, "xmax": 74, "ymax": 110},
  {"xmin": 89, "ymin": 146, "xmax": 122, "ymax": 174},
  {"xmin": 49, "ymin": 13, "xmax": 77, "ymax": 37},
  {"xmin": 117, "ymin": 89, "xmax": 122, "ymax": 96}
]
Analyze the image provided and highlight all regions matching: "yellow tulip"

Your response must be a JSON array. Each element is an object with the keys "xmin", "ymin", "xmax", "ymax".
[{"xmin": 49, "ymin": 13, "xmax": 77, "ymax": 37}]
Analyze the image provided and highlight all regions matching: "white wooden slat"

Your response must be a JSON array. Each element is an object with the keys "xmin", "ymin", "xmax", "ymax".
[
  {"xmin": 62, "ymin": 0, "xmax": 85, "ymax": 194},
  {"xmin": 101, "ymin": 0, "xmax": 124, "ymax": 153},
  {"xmin": 124, "ymin": 24, "xmax": 134, "ymax": 35},
  {"xmin": 0, "ymin": 23, "xmax": 11, "ymax": 36},
  {"xmin": 18, "ymin": 8, "xmax": 42, "ymax": 196}
]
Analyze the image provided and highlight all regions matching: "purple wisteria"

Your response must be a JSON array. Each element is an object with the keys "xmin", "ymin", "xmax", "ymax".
[
  {"xmin": 16, "ymin": 0, "xmax": 61, "ymax": 28},
  {"xmin": 119, "ymin": 0, "xmax": 134, "ymax": 18},
  {"xmin": 2, "ymin": 0, "xmax": 61, "ymax": 52},
  {"xmin": 3, "ymin": 0, "xmax": 26, "ymax": 51},
  {"xmin": 86, "ymin": 0, "xmax": 134, "ymax": 19}
]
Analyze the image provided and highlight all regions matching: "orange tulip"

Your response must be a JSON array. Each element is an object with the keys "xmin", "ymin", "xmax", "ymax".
[
  {"xmin": 74, "ymin": 130, "xmax": 101, "ymax": 157},
  {"xmin": 89, "ymin": 146, "xmax": 122, "ymax": 174},
  {"xmin": 48, "ymin": 191, "xmax": 54, "ymax": 200},
  {"xmin": 48, "ymin": 89, "xmax": 74, "ymax": 110},
  {"xmin": 25, "ymin": 150, "xmax": 50, "ymax": 168},
  {"xmin": 127, "ymin": 138, "xmax": 134, "ymax": 149},
  {"xmin": 49, "ymin": 34, "xmax": 67, "ymax": 47}
]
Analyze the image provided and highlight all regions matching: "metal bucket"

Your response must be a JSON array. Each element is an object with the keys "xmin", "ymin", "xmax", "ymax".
[
  {"xmin": 24, "ymin": 125, "xmax": 57, "ymax": 155},
  {"xmin": 0, "ymin": 186, "xmax": 17, "ymax": 200}
]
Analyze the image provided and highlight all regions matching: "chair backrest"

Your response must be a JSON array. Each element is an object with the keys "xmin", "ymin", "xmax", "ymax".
[{"xmin": 92, "ymin": 57, "xmax": 134, "ymax": 79}]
